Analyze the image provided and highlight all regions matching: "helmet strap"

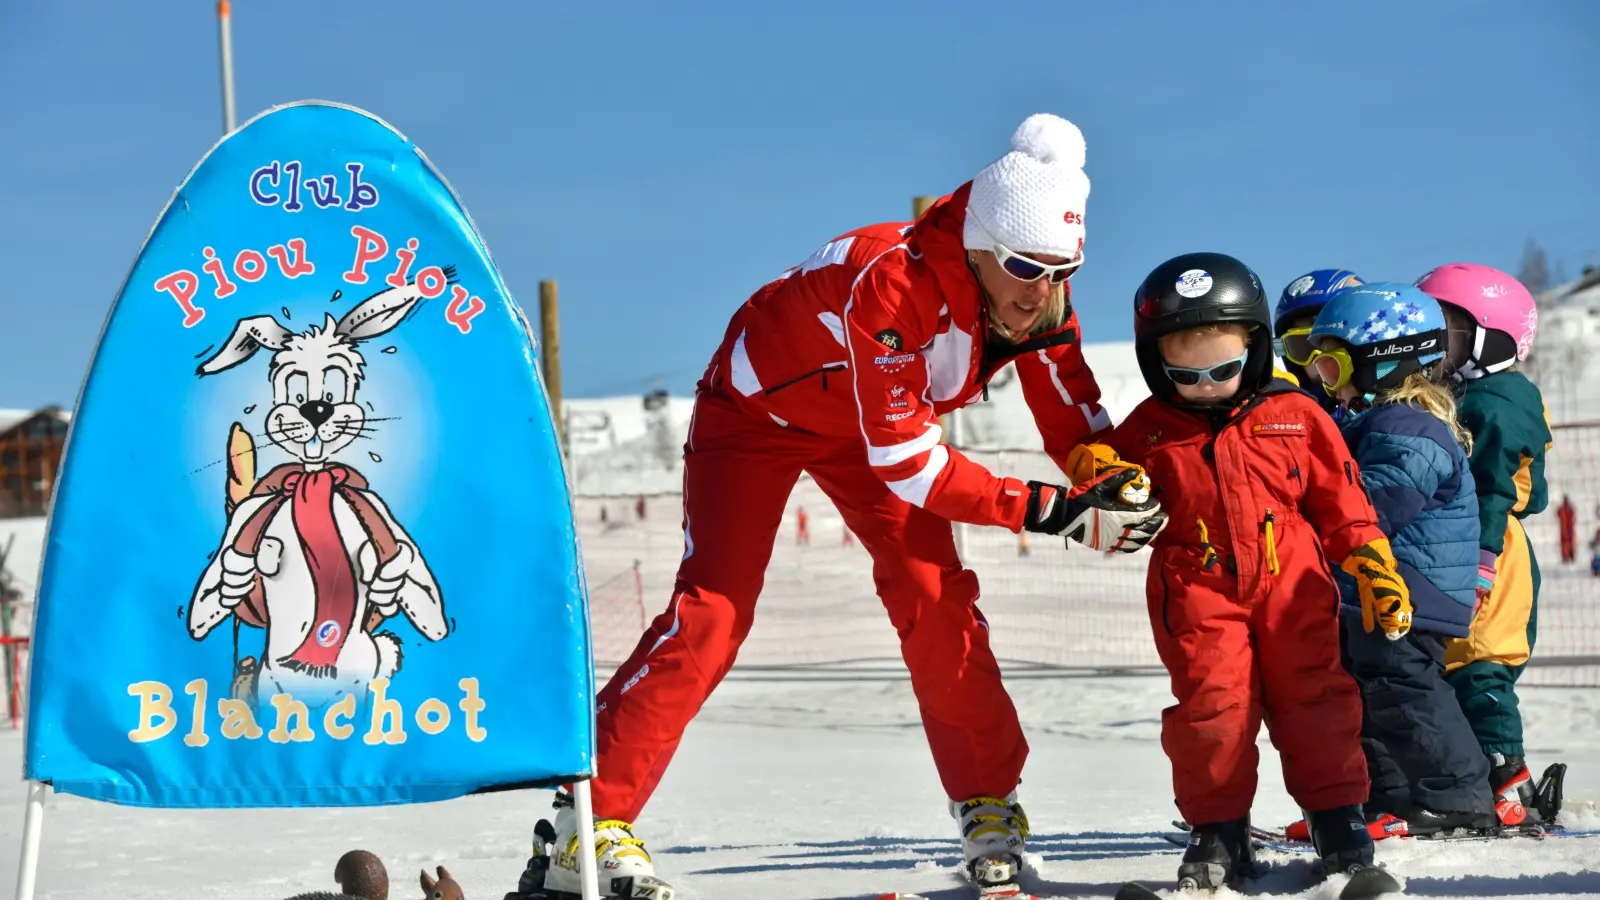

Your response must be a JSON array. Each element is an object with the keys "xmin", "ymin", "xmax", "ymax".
[{"xmin": 1333, "ymin": 394, "xmax": 1374, "ymax": 426}]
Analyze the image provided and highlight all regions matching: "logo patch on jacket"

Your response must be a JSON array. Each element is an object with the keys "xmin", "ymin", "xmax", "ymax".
[
  {"xmin": 874, "ymin": 352, "xmax": 915, "ymax": 373},
  {"xmin": 887, "ymin": 383, "xmax": 909, "ymax": 408},
  {"xmin": 874, "ymin": 328, "xmax": 903, "ymax": 351},
  {"xmin": 1252, "ymin": 421, "xmax": 1305, "ymax": 435}
]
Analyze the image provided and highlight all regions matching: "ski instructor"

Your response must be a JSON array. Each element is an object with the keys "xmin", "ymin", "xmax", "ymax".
[{"xmin": 512, "ymin": 113, "xmax": 1170, "ymax": 900}]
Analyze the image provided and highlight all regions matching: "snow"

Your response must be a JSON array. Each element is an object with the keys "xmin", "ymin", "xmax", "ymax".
[
  {"xmin": 4, "ymin": 336, "xmax": 1599, "ymax": 899},
  {"xmin": 1, "ymin": 675, "xmax": 1596, "ymax": 899}
]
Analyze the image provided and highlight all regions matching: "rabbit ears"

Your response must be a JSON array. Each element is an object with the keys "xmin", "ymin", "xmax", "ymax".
[
  {"xmin": 419, "ymin": 864, "xmax": 454, "ymax": 890},
  {"xmin": 196, "ymin": 281, "xmax": 426, "ymax": 376}
]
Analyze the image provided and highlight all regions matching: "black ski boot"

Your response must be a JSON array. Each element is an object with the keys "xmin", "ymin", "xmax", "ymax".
[
  {"xmin": 1393, "ymin": 805, "xmax": 1497, "ymax": 836},
  {"xmin": 504, "ymin": 819, "xmax": 559, "ymax": 900},
  {"xmin": 1308, "ymin": 806, "xmax": 1375, "ymax": 876},
  {"xmin": 1176, "ymin": 816, "xmax": 1256, "ymax": 891},
  {"xmin": 1309, "ymin": 807, "xmax": 1402, "ymax": 899}
]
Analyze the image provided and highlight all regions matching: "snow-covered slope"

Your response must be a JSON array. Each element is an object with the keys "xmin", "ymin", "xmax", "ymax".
[
  {"xmin": 1527, "ymin": 270, "xmax": 1600, "ymax": 424},
  {"xmin": 4, "ymin": 675, "xmax": 1597, "ymax": 900}
]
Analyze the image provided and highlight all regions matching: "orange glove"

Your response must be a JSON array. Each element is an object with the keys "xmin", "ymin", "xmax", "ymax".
[
  {"xmin": 1341, "ymin": 538, "xmax": 1413, "ymax": 640},
  {"xmin": 1064, "ymin": 443, "xmax": 1152, "ymax": 506}
]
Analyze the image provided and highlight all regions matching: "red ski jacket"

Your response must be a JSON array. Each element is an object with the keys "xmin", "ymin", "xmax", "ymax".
[
  {"xmin": 1102, "ymin": 381, "xmax": 1385, "ymax": 597},
  {"xmin": 706, "ymin": 183, "xmax": 1110, "ymax": 531}
]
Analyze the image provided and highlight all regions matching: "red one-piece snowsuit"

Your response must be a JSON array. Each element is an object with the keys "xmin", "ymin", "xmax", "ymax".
[
  {"xmin": 1103, "ymin": 381, "xmax": 1383, "ymax": 825},
  {"xmin": 590, "ymin": 184, "xmax": 1112, "ymax": 823}
]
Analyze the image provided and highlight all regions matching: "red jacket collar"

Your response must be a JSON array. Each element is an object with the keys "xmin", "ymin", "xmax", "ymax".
[{"xmin": 909, "ymin": 183, "xmax": 982, "ymax": 326}]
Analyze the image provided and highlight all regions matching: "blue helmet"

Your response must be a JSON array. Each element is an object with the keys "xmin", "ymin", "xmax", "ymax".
[
  {"xmin": 1309, "ymin": 282, "xmax": 1446, "ymax": 396},
  {"xmin": 1275, "ymin": 268, "xmax": 1364, "ymax": 333}
]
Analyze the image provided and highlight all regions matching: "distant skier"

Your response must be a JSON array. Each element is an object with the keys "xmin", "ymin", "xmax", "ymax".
[
  {"xmin": 1557, "ymin": 495, "xmax": 1576, "ymax": 565},
  {"xmin": 506, "ymin": 113, "xmax": 1170, "ymax": 900}
]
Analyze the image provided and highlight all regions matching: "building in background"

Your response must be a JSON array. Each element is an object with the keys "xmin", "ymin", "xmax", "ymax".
[
  {"xmin": 0, "ymin": 407, "xmax": 70, "ymax": 518},
  {"xmin": 1524, "ymin": 267, "xmax": 1600, "ymax": 425}
]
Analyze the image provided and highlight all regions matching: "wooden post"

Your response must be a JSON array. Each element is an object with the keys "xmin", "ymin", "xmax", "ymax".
[
  {"xmin": 914, "ymin": 195, "xmax": 956, "ymax": 444},
  {"xmin": 539, "ymin": 280, "xmax": 563, "ymax": 449}
]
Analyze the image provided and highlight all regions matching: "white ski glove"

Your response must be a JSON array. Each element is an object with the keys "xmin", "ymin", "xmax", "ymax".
[{"xmin": 1022, "ymin": 468, "xmax": 1169, "ymax": 553}]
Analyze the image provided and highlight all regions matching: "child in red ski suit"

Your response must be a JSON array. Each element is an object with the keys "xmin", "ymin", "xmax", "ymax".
[{"xmin": 1069, "ymin": 252, "xmax": 1414, "ymax": 888}]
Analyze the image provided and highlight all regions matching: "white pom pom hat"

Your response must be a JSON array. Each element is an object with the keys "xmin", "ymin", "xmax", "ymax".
[{"xmin": 963, "ymin": 113, "xmax": 1090, "ymax": 262}]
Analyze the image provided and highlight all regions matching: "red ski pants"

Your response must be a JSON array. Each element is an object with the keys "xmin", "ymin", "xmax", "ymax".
[
  {"xmin": 1146, "ymin": 536, "xmax": 1368, "ymax": 825},
  {"xmin": 590, "ymin": 387, "xmax": 1027, "ymax": 823}
]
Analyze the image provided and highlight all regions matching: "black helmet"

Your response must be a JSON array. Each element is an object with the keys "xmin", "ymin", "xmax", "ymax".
[{"xmin": 1133, "ymin": 252, "xmax": 1274, "ymax": 403}]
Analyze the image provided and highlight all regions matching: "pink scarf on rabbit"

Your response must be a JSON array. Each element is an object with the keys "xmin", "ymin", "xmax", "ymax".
[{"xmin": 283, "ymin": 467, "xmax": 355, "ymax": 674}]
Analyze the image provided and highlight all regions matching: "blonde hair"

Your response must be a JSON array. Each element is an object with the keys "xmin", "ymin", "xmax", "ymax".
[
  {"xmin": 986, "ymin": 282, "xmax": 1068, "ymax": 342},
  {"xmin": 1382, "ymin": 371, "xmax": 1475, "ymax": 455},
  {"xmin": 1157, "ymin": 322, "xmax": 1253, "ymax": 357}
]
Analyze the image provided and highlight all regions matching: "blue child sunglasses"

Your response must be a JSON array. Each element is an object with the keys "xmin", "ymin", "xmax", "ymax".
[{"xmin": 1162, "ymin": 350, "xmax": 1248, "ymax": 387}]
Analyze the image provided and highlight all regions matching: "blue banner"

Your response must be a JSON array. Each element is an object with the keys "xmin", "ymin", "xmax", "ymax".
[{"xmin": 24, "ymin": 101, "xmax": 594, "ymax": 808}]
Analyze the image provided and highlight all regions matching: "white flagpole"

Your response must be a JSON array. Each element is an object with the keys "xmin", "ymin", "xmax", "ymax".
[
  {"xmin": 217, "ymin": 0, "xmax": 237, "ymax": 134},
  {"xmin": 572, "ymin": 780, "xmax": 602, "ymax": 900},
  {"xmin": 13, "ymin": 781, "xmax": 48, "ymax": 900}
]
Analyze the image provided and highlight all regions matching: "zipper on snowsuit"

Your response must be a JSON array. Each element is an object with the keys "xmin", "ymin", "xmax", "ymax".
[
  {"xmin": 762, "ymin": 361, "xmax": 849, "ymax": 396},
  {"xmin": 1263, "ymin": 509, "xmax": 1281, "ymax": 576},
  {"xmin": 1196, "ymin": 517, "xmax": 1220, "ymax": 571}
]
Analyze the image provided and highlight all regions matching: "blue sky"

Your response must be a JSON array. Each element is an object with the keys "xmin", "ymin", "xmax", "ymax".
[{"xmin": 1, "ymin": 1, "xmax": 1596, "ymax": 408}]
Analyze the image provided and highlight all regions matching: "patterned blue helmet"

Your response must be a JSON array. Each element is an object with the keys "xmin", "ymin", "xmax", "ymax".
[
  {"xmin": 1274, "ymin": 269, "xmax": 1364, "ymax": 333},
  {"xmin": 1309, "ymin": 282, "xmax": 1447, "ymax": 395}
]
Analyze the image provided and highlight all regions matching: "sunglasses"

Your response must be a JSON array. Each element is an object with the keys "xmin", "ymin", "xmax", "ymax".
[
  {"xmin": 993, "ymin": 240, "xmax": 1083, "ymax": 285},
  {"xmin": 971, "ymin": 213, "xmax": 1084, "ymax": 284},
  {"xmin": 1274, "ymin": 326, "xmax": 1318, "ymax": 366},
  {"xmin": 1163, "ymin": 351, "xmax": 1249, "ymax": 386}
]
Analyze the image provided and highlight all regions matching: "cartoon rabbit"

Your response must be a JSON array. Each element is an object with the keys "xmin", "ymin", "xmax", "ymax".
[{"xmin": 187, "ymin": 278, "xmax": 449, "ymax": 707}]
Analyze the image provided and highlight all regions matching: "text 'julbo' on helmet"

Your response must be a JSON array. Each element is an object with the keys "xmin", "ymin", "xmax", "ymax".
[{"xmin": 1307, "ymin": 282, "xmax": 1447, "ymax": 396}]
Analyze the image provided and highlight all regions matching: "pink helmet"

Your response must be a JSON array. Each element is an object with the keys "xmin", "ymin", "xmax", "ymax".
[{"xmin": 1414, "ymin": 262, "xmax": 1537, "ymax": 379}]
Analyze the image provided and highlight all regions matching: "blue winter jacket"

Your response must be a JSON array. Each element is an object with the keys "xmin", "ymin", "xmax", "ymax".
[{"xmin": 1335, "ymin": 402, "xmax": 1480, "ymax": 637}]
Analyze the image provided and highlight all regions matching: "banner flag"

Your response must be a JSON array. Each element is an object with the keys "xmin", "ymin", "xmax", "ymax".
[{"xmin": 23, "ymin": 100, "xmax": 593, "ymax": 808}]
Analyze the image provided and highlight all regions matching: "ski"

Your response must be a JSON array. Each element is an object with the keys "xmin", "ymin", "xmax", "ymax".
[
  {"xmin": 1112, "ymin": 882, "xmax": 1164, "ymax": 900},
  {"xmin": 867, "ymin": 882, "xmax": 1037, "ymax": 900},
  {"xmin": 1169, "ymin": 824, "xmax": 1600, "ymax": 858},
  {"xmin": 1339, "ymin": 867, "xmax": 1403, "ymax": 900},
  {"xmin": 972, "ymin": 886, "xmax": 1040, "ymax": 900},
  {"xmin": 1117, "ymin": 865, "xmax": 1401, "ymax": 899}
]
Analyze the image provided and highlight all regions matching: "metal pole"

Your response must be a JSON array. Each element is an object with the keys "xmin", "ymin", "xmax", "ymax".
[
  {"xmin": 13, "ymin": 781, "xmax": 48, "ymax": 900},
  {"xmin": 572, "ymin": 780, "xmax": 601, "ymax": 900},
  {"xmin": 217, "ymin": 0, "xmax": 237, "ymax": 134},
  {"xmin": 540, "ymin": 281, "xmax": 564, "ymax": 451}
]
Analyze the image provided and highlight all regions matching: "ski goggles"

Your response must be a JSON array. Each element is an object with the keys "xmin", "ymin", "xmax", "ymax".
[
  {"xmin": 1308, "ymin": 346, "xmax": 1355, "ymax": 392},
  {"xmin": 1163, "ymin": 350, "xmax": 1249, "ymax": 386},
  {"xmin": 1274, "ymin": 325, "xmax": 1318, "ymax": 366}
]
